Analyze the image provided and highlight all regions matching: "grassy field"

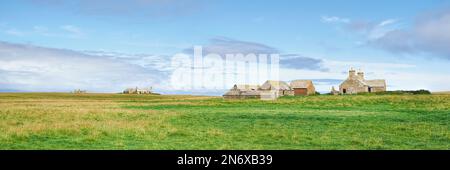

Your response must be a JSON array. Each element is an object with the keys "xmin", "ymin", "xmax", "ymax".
[
  {"xmin": 433, "ymin": 91, "xmax": 450, "ymax": 95},
  {"xmin": 0, "ymin": 93, "xmax": 448, "ymax": 150}
]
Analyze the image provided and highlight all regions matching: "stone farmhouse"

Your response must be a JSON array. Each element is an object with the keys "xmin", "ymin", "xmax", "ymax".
[{"xmin": 339, "ymin": 68, "xmax": 386, "ymax": 94}]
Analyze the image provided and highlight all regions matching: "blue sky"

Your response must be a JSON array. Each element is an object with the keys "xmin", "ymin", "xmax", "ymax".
[{"xmin": 1, "ymin": 0, "xmax": 450, "ymax": 94}]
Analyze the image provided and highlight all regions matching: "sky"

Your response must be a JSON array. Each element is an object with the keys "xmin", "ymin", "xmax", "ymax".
[{"xmin": 1, "ymin": 0, "xmax": 450, "ymax": 94}]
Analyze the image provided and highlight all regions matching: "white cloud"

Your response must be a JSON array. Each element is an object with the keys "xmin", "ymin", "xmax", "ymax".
[
  {"xmin": 379, "ymin": 19, "xmax": 397, "ymax": 26},
  {"xmin": 61, "ymin": 25, "xmax": 84, "ymax": 38},
  {"xmin": 4, "ymin": 29, "xmax": 25, "ymax": 36},
  {"xmin": 321, "ymin": 16, "xmax": 350, "ymax": 23},
  {"xmin": 0, "ymin": 41, "xmax": 164, "ymax": 92},
  {"xmin": 325, "ymin": 9, "xmax": 450, "ymax": 59},
  {"xmin": 2, "ymin": 25, "xmax": 86, "ymax": 39},
  {"xmin": 322, "ymin": 15, "xmax": 400, "ymax": 40},
  {"xmin": 184, "ymin": 37, "xmax": 279, "ymax": 55},
  {"xmin": 368, "ymin": 19, "xmax": 399, "ymax": 40},
  {"xmin": 83, "ymin": 51, "xmax": 173, "ymax": 72},
  {"xmin": 33, "ymin": 26, "xmax": 49, "ymax": 34},
  {"xmin": 370, "ymin": 9, "xmax": 450, "ymax": 58}
]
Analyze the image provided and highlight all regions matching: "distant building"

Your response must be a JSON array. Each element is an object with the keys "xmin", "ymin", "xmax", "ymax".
[
  {"xmin": 223, "ymin": 84, "xmax": 261, "ymax": 99},
  {"xmin": 339, "ymin": 68, "xmax": 386, "ymax": 94},
  {"xmin": 290, "ymin": 80, "xmax": 316, "ymax": 96},
  {"xmin": 123, "ymin": 87, "xmax": 153, "ymax": 94},
  {"xmin": 72, "ymin": 89, "xmax": 86, "ymax": 94},
  {"xmin": 259, "ymin": 80, "xmax": 292, "ymax": 97}
]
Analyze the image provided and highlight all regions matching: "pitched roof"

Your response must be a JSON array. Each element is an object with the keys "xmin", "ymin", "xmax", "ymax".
[
  {"xmin": 224, "ymin": 84, "xmax": 260, "ymax": 96},
  {"xmin": 235, "ymin": 84, "xmax": 260, "ymax": 91},
  {"xmin": 365, "ymin": 79, "xmax": 386, "ymax": 87},
  {"xmin": 290, "ymin": 80, "xmax": 313, "ymax": 88},
  {"xmin": 223, "ymin": 90, "xmax": 240, "ymax": 96},
  {"xmin": 260, "ymin": 80, "xmax": 291, "ymax": 90}
]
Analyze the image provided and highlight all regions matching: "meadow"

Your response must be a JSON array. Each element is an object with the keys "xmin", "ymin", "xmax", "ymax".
[{"xmin": 0, "ymin": 93, "xmax": 448, "ymax": 149}]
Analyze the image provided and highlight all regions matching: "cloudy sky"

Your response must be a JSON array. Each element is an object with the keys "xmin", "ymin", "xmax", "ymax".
[{"xmin": 1, "ymin": 0, "xmax": 450, "ymax": 94}]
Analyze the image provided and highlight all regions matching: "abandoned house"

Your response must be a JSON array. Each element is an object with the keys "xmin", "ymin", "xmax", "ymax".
[
  {"xmin": 339, "ymin": 68, "xmax": 386, "ymax": 94},
  {"xmin": 223, "ymin": 84, "xmax": 261, "ymax": 99},
  {"xmin": 290, "ymin": 80, "xmax": 316, "ymax": 96},
  {"xmin": 259, "ymin": 80, "xmax": 293, "ymax": 97}
]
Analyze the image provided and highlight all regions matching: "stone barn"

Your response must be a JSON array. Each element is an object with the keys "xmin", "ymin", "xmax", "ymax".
[
  {"xmin": 339, "ymin": 68, "xmax": 386, "ymax": 94},
  {"xmin": 290, "ymin": 80, "xmax": 315, "ymax": 96},
  {"xmin": 259, "ymin": 80, "xmax": 292, "ymax": 97},
  {"xmin": 223, "ymin": 84, "xmax": 261, "ymax": 99}
]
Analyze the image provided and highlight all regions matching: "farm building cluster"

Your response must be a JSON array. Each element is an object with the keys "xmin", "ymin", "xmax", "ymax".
[
  {"xmin": 223, "ymin": 68, "xmax": 386, "ymax": 100},
  {"xmin": 123, "ymin": 87, "xmax": 153, "ymax": 94},
  {"xmin": 223, "ymin": 80, "xmax": 316, "ymax": 100},
  {"xmin": 72, "ymin": 89, "xmax": 87, "ymax": 94}
]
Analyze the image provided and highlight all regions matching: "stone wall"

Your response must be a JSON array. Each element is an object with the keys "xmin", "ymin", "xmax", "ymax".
[
  {"xmin": 223, "ymin": 95, "xmax": 260, "ymax": 99},
  {"xmin": 339, "ymin": 79, "xmax": 368, "ymax": 94},
  {"xmin": 370, "ymin": 86, "xmax": 386, "ymax": 93}
]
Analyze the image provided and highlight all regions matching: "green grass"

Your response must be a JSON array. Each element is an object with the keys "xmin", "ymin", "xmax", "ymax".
[{"xmin": 0, "ymin": 93, "xmax": 448, "ymax": 149}]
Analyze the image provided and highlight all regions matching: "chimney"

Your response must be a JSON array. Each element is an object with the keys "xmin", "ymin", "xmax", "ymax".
[
  {"xmin": 357, "ymin": 69, "xmax": 364, "ymax": 80},
  {"xmin": 349, "ymin": 68, "xmax": 356, "ymax": 79}
]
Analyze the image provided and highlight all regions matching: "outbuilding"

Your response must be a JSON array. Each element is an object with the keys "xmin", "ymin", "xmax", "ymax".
[
  {"xmin": 259, "ymin": 80, "xmax": 292, "ymax": 96},
  {"xmin": 223, "ymin": 84, "xmax": 261, "ymax": 99},
  {"xmin": 290, "ymin": 80, "xmax": 316, "ymax": 96}
]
